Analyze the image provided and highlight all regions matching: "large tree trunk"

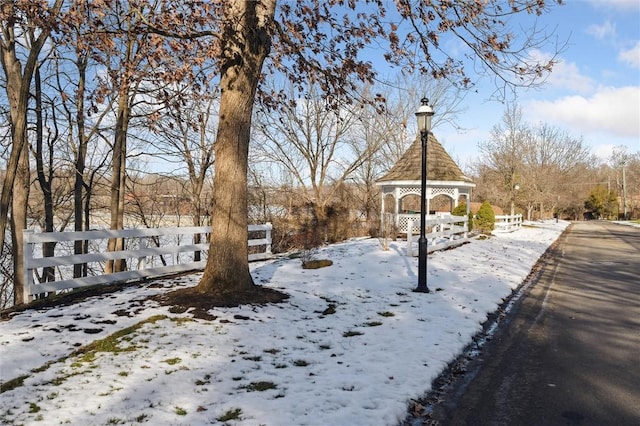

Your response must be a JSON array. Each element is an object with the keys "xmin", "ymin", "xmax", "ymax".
[
  {"xmin": 197, "ymin": 0, "xmax": 275, "ymax": 294},
  {"xmin": 106, "ymin": 94, "xmax": 129, "ymax": 274},
  {"xmin": 0, "ymin": 28, "xmax": 29, "ymax": 259},
  {"xmin": 0, "ymin": 0, "xmax": 63, "ymax": 276},
  {"xmin": 11, "ymin": 144, "xmax": 30, "ymax": 305}
]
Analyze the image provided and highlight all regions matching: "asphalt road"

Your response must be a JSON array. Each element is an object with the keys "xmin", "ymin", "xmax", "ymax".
[{"xmin": 428, "ymin": 221, "xmax": 640, "ymax": 426}]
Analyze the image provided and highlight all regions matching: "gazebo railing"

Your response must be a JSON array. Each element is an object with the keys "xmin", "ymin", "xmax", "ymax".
[{"xmin": 397, "ymin": 213, "xmax": 453, "ymax": 233}]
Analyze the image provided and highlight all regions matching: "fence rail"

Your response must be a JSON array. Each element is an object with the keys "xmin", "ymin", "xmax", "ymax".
[
  {"xmin": 494, "ymin": 214, "xmax": 523, "ymax": 232},
  {"xmin": 405, "ymin": 215, "xmax": 468, "ymax": 256},
  {"xmin": 23, "ymin": 224, "xmax": 272, "ymax": 302}
]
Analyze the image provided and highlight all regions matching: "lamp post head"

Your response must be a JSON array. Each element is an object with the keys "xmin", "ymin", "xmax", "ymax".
[{"xmin": 415, "ymin": 97, "xmax": 434, "ymax": 134}]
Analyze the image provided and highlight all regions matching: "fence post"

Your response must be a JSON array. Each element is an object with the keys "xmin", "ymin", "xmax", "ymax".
[
  {"xmin": 463, "ymin": 216, "xmax": 468, "ymax": 239},
  {"xmin": 406, "ymin": 219, "xmax": 413, "ymax": 257},
  {"xmin": 265, "ymin": 223, "xmax": 272, "ymax": 255},
  {"xmin": 137, "ymin": 237, "xmax": 147, "ymax": 270},
  {"xmin": 22, "ymin": 230, "xmax": 34, "ymax": 303}
]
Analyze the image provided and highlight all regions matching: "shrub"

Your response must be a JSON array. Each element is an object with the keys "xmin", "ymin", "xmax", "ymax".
[
  {"xmin": 452, "ymin": 203, "xmax": 473, "ymax": 232},
  {"xmin": 475, "ymin": 200, "xmax": 495, "ymax": 234}
]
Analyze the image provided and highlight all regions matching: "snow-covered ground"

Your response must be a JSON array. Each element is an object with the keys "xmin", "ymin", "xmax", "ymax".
[{"xmin": 1, "ymin": 221, "xmax": 570, "ymax": 426}]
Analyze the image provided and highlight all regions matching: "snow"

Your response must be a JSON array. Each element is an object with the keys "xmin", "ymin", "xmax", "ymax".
[{"xmin": 1, "ymin": 220, "xmax": 569, "ymax": 426}]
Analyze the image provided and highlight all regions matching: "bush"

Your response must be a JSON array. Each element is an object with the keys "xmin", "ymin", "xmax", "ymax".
[
  {"xmin": 475, "ymin": 200, "xmax": 496, "ymax": 234},
  {"xmin": 452, "ymin": 203, "xmax": 466, "ymax": 216},
  {"xmin": 452, "ymin": 203, "xmax": 473, "ymax": 233}
]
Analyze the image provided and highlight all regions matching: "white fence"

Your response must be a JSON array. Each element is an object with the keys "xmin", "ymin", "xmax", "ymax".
[
  {"xmin": 406, "ymin": 215, "xmax": 468, "ymax": 256},
  {"xmin": 494, "ymin": 214, "xmax": 523, "ymax": 232},
  {"xmin": 23, "ymin": 224, "xmax": 272, "ymax": 302}
]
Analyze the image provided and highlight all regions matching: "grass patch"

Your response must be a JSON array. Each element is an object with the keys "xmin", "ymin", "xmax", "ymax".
[
  {"xmin": 175, "ymin": 407, "xmax": 187, "ymax": 416},
  {"xmin": 242, "ymin": 355, "xmax": 261, "ymax": 361},
  {"xmin": 28, "ymin": 402, "xmax": 41, "ymax": 413},
  {"xmin": 377, "ymin": 311, "xmax": 395, "ymax": 317},
  {"xmin": 0, "ymin": 316, "xmax": 171, "ymax": 394},
  {"xmin": 217, "ymin": 407, "xmax": 243, "ymax": 422},
  {"xmin": 364, "ymin": 321, "xmax": 383, "ymax": 327},
  {"xmin": 162, "ymin": 357, "xmax": 182, "ymax": 365},
  {"xmin": 171, "ymin": 317, "xmax": 195, "ymax": 325},
  {"xmin": 321, "ymin": 304, "xmax": 336, "ymax": 315},
  {"xmin": 134, "ymin": 414, "xmax": 149, "ymax": 423},
  {"xmin": 318, "ymin": 344, "xmax": 331, "ymax": 350},
  {"xmin": 292, "ymin": 359, "xmax": 309, "ymax": 367},
  {"xmin": 343, "ymin": 330, "xmax": 364, "ymax": 337},
  {"xmin": 72, "ymin": 315, "xmax": 168, "ymax": 362},
  {"xmin": 263, "ymin": 348, "xmax": 280, "ymax": 355},
  {"xmin": 31, "ymin": 361, "xmax": 55, "ymax": 373},
  {"xmin": 243, "ymin": 381, "xmax": 277, "ymax": 392},
  {"xmin": 195, "ymin": 374, "xmax": 211, "ymax": 386},
  {"xmin": 0, "ymin": 374, "xmax": 29, "ymax": 394},
  {"xmin": 48, "ymin": 371, "xmax": 83, "ymax": 386}
]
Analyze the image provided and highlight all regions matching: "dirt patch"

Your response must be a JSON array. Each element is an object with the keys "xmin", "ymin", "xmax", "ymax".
[
  {"xmin": 0, "ymin": 280, "xmax": 151, "ymax": 321},
  {"xmin": 1, "ymin": 270, "xmax": 288, "ymax": 320},
  {"xmin": 302, "ymin": 259, "xmax": 333, "ymax": 269},
  {"xmin": 151, "ymin": 285, "xmax": 288, "ymax": 311}
]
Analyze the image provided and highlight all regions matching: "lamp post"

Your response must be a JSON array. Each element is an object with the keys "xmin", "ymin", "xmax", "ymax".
[
  {"xmin": 622, "ymin": 160, "xmax": 627, "ymax": 220},
  {"xmin": 415, "ymin": 98, "xmax": 434, "ymax": 293},
  {"xmin": 510, "ymin": 184, "xmax": 520, "ymax": 217}
]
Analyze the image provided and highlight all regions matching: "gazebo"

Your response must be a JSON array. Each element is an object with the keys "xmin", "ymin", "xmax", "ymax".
[{"xmin": 376, "ymin": 132, "xmax": 475, "ymax": 233}]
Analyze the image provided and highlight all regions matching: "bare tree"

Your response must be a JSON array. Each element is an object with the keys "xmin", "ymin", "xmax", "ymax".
[
  {"xmin": 477, "ymin": 103, "xmax": 528, "ymax": 215},
  {"xmin": 254, "ymin": 83, "xmax": 375, "ymax": 238},
  {"xmin": 522, "ymin": 123, "xmax": 590, "ymax": 219},
  {"xmin": 0, "ymin": 0, "xmax": 64, "ymax": 304},
  {"xmin": 146, "ymin": 88, "xmax": 217, "ymax": 260}
]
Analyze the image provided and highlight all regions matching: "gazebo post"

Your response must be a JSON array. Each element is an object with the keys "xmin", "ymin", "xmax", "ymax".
[
  {"xmin": 394, "ymin": 187, "xmax": 400, "ymax": 228},
  {"xmin": 380, "ymin": 189, "xmax": 385, "ymax": 232}
]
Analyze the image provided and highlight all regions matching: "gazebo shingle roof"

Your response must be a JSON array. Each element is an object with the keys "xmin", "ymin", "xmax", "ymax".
[{"xmin": 377, "ymin": 133, "xmax": 473, "ymax": 183}]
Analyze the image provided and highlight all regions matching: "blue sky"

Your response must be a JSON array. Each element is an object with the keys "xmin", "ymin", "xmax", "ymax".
[{"xmin": 432, "ymin": 0, "xmax": 640, "ymax": 168}]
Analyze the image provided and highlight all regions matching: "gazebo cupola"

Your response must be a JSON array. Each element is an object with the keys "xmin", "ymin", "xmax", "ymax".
[{"xmin": 376, "ymin": 132, "xmax": 475, "ymax": 233}]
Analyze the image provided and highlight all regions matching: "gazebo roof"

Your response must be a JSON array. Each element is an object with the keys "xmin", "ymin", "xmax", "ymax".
[{"xmin": 377, "ymin": 133, "xmax": 474, "ymax": 184}]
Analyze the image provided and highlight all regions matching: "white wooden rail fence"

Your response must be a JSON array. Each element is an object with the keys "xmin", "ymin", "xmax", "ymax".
[
  {"xmin": 23, "ymin": 224, "xmax": 273, "ymax": 302},
  {"xmin": 494, "ymin": 214, "xmax": 523, "ymax": 232},
  {"xmin": 406, "ymin": 215, "xmax": 469, "ymax": 256}
]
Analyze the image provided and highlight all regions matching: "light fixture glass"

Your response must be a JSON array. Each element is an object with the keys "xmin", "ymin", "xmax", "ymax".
[{"xmin": 415, "ymin": 97, "xmax": 434, "ymax": 133}]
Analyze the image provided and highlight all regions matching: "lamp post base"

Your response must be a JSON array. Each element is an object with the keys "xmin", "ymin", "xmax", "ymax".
[{"xmin": 414, "ymin": 236, "xmax": 429, "ymax": 293}]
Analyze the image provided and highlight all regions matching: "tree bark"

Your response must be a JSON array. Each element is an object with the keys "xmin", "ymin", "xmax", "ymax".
[
  {"xmin": 106, "ymin": 92, "xmax": 129, "ymax": 274},
  {"xmin": 197, "ymin": 0, "xmax": 275, "ymax": 294},
  {"xmin": 33, "ymin": 63, "xmax": 56, "ymax": 283},
  {"xmin": 0, "ymin": 0, "xmax": 63, "ymax": 271},
  {"xmin": 74, "ymin": 53, "xmax": 89, "ymax": 277},
  {"xmin": 11, "ymin": 141, "xmax": 30, "ymax": 304}
]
